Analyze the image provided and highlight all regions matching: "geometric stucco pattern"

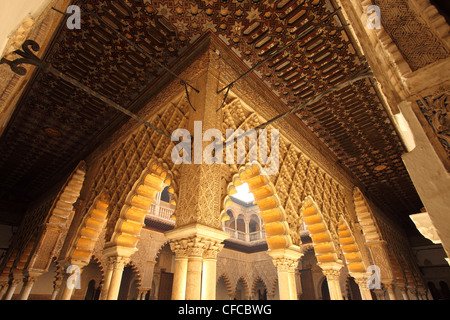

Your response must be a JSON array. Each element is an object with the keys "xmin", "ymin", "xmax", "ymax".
[
  {"xmin": 77, "ymin": 92, "xmax": 191, "ymax": 245},
  {"xmin": 221, "ymin": 95, "xmax": 352, "ymax": 249},
  {"xmin": 416, "ymin": 92, "xmax": 450, "ymax": 156},
  {"xmin": 373, "ymin": 0, "xmax": 449, "ymax": 71}
]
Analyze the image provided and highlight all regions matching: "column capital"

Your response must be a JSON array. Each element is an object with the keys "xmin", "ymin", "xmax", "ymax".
[
  {"xmin": 203, "ymin": 242, "xmax": 224, "ymax": 260},
  {"xmin": 268, "ymin": 246, "xmax": 303, "ymax": 272},
  {"xmin": 107, "ymin": 255, "xmax": 130, "ymax": 269},
  {"xmin": 319, "ymin": 262, "xmax": 344, "ymax": 280},
  {"xmin": 166, "ymin": 223, "xmax": 228, "ymax": 258}
]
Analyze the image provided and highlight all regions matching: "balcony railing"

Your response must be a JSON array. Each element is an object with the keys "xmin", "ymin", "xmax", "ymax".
[
  {"xmin": 224, "ymin": 227, "xmax": 266, "ymax": 245},
  {"xmin": 147, "ymin": 201, "xmax": 175, "ymax": 225}
]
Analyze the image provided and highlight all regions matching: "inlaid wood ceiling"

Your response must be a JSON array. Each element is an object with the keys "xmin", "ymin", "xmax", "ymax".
[{"xmin": 0, "ymin": 0, "xmax": 424, "ymax": 225}]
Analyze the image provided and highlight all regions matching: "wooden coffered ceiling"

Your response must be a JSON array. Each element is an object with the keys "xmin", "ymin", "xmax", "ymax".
[{"xmin": 0, "ymin": 0, "xmax": 424, "ymax": 229}]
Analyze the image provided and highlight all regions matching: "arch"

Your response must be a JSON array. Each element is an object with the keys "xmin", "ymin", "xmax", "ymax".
[
  {"xmin": 320, "ymin": 276, "xmax": 331, "ymax": 300},
  {"xmin": 251, "ymin": 277, "xmax": 268, "ymax": 300},
  {"xmin": 90, "ymin": 255, "xmax": 106, "ymax": 286},
  {"xmin": 216, "ymin": 273, "xmax": 233, "ymax": 299},
  {"xmin": 236, "ymin": 214, "xmax": 246, "ymax": 232},
  {"xmin": 126, "ymin": 261, "xmax": 142, "ymax": 288},
  {"xmin": 353, "ymin": 187, "xmax": 382, "ymax": 243},
  {"xmin": 68, "ymin": 193, "xmax": 110, "ymax": 265},
  {"xmin": 108, "ymin": 159, "xmax": 177, "ymax": 251},
  {"xmin": 249, "ymin": 214, "xmax": 261, "ymax": 233},
  {"xmin": 337, "ymin": 218, "xmax": 366, "ymax": 273},
  {"xmin": 46, "ymin": 161, "xmax": 87, "ymax": 228},
  {"xmin": 346, "ymin": 276, "xmax": 362, "ymax": 300},
  {"xmin": 234, "ymin": 276, "xmax": 250, "ymax": 300},
  {"xmin": 221, "ymin": 162, "xmax": 292, "ymax": 250},
  {"xmin": 85, "ymin": 280, "xmax": 97, "ymax": 300},
  {"xmin": 300, "ymin": 196, "xmax": 339, "ymax": 264}
]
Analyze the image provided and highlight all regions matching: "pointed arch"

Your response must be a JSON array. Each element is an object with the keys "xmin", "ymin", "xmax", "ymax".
[
  {"xmin": 46, "ymin": 161, "xmax": 87, "ymax": 228},
  {"xmin": 251, "ymin": 276, "xmax": 268, "ymax": 299},
  {"xmin": 126, "ymin": 261, "xmax": 142, "ymax": 288},
  {"xmin": 217, "ymin": 273, "xmax": 233, "ymax": 298},
  {"xmin": 90, "ymin": 255, "xmax": 106, "ymax": 285},
  {"xmin": 234, "ymin": 276, "xmax": 251, "ymax": 299},
  {"xmin": 108, "ymin": 159, "xmax": 177, "ymax": 252},
  {"xmin": 353, "ymin": 187, "xmax": 382, "ymax": 243},
  {"xmin": 69, "ymin": 193, "xmax": 110, "ymax": 265},
  {"xmin": 221, "ymin": 162, "xmax": 292, "ymax": 250},
  {"xmin": 338, "ymin": 218, "xmax": 366, "ymax": 273},
  {"xmin": 300, "ymin": 196, "xmax": 339, "ymax": 264}
]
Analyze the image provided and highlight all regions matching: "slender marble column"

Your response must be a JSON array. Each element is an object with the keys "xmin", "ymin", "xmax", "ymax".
[
  {"xmin": 18, "ymin": 276, "xmax": 38, "ymax": 300},
  {"xmin": 320, "ymin": 263, "xmax": 344, "ymax": 300},
  {"xmin": 201, "ymin": 241, "xmax": 223, "ymax": 300},
  {"xmin": 106, "ymin": 257, "xmax": 129, "ymax": 300},
  {"xmin": 385, "ymin": 282, "xmax": 397, "ymax": 300},
  {"xmin": 4, "ymin": 279, "xmax": 20, "ymax": 300},
  {"xmin": 170, "ymin": 243, "xmax": 188, "ymax": 300},
  {"xmin": 99, "ymin": 258, "xmax": 114, "ymax": 300},
  {"xmin": 269, "ymin": 248, "xmax": 302, "ymax": 300},
  {"xmin": 185, "ymin": 242, "xmax": 204, "ymax": 300}
]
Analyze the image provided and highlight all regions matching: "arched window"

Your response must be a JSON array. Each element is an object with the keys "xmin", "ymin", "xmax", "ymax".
[
  {"xmin": 236, "ymin": 214, "xmax": 246, "ymax": 232},
  {"xmin": 249, "ymin": 215, "xmax": 260, "ymax": 233},
  {"xmin": 160, "ymin": 186, "xmax": 171, "ymax": 203},
  {"xmin": 224, "ymin": 210, "xmax": 235, "ymax": 229}
]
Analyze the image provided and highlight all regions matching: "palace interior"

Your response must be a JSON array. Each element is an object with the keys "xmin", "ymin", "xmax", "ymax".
[{"xmin": 0, "ymin": 0, "xmax": 449, "ymax": 300}]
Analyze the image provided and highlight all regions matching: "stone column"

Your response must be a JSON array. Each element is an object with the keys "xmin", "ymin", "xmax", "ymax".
[
  {"xmin": 400, "ymin": 287, "xmax": 409, "ymax": 300},
  {"xmin": 320, "ymin": 263, "xmax": 344, "ymax": 300},
  {"xmin": 101, "ymin": 245, "xmax": 136, "ymax": 300},
  {"xmin": 269, "ymin": 247, "xmax": 302, "ymax": 300},
  {"xmin": 3, "ymin": 279, "xmax": 20, "ymax": 300},
  {"xmin": 0, "ymin": 282, "xmax": 9, "ymax": 300},
  {"xmin": 59, "ymin": 263, "xmax": 85, "ymax": 300},
  {"xmin": 106, "ymin": 256, "xmax": 130, "ymax": 300},
  {"xmin": 201, "ymin": 240, "xmax": 224, "ymax": 300},
  {"xmin": 99, "ymin": 257, "xmax": 115, "ymax": 300},
  {"xmin": 385, "ymin": 281, "xmax": 397, "ymax": 300},
  {"xmin": 185, "ymin": 240, "xmax": 205, "ymax": 300},
  {"xmin": 352, "ymin": 273, "xmax": 373, "ymax": 300},
  {"xmin": 170, "ymin": 241, "xmax": 188, "ymax": 300},
  {"xmin": 18, "ymin": 275, "xmax": 39, "ymax": 300}
]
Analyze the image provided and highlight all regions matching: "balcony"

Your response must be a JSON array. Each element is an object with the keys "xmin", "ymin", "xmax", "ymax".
[
  {"xmin": 145, "ymin": 200, "xmax": 175, "ymax": 231},
  {"xmin": 224, "ymin": 227, "xmax": 267, "ymax": 246}
]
